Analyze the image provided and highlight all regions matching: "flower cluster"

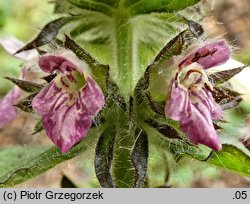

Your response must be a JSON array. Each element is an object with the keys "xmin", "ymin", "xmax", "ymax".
[{"xmin": 0, "ymin": 37, "xmax": 234, "ymax": 152}]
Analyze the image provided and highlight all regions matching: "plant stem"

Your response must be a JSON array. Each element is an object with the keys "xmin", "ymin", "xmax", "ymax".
[{"xmin": 112, "ymin": 2, "xmax": 138, "ymax": 102}]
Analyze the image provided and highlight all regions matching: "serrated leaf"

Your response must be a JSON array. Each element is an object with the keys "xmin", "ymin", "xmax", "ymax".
[
  {"xmin": 0, "ymin": 127, "xmax": 102, "ymax": 187},
  {"xmin": 94, "ymin": 126, "xmax": 116, "ymax": 188},
  {"xmin": 61, "ymin": 175, "xmax": 77, "ymax": 188},
  {"xmin": 209, "ymin": 66, "xmax": 246, "ymax": 85},
  {"xmin": 131, "ymin": 128, "xmax": 148, "ymax": 188},
  {"xmin": 14, "ymin": 17, "xmax": 72, "ymax": 54},
  {"xmin": 130, "ymin": 0, "xmax": 201, "ymax": 16},
  {"xmin": 15, "ymin": 93, "xmax": 37, "ymax": 113},
  {"xmin": 67, "ymin": 0, "xmax": 113, "ymax": 16},
  {"xmin": 205, "ymin": 144, "xmax": 250, "ymax": 177},
  {"xmin": 5, "ymin": 77, "xmax": 43, "ymax": 93},
  {"xmin": 212, "ymin": 86, "xmax": 242, "ymax": 110}
]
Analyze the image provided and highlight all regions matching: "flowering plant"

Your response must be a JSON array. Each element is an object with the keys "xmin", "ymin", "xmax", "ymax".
[{"xmin": 0, "ymin": 0, "xmax": 249, "ymax": 187}]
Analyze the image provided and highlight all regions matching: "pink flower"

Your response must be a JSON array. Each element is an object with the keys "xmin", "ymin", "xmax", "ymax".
[
  {"xmin": 165, "ymin": 41, "xmax": 231, "ymax": 150},
  {"xmin": 0, "ymin": 87, "xmax": 21, "ymax": 128},
  {"xmin": 32, "ymin": 51, "xmax": 105, "ymax": 153}
]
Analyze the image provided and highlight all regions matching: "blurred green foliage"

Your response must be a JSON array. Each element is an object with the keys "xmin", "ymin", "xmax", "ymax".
[{"xmin": 0, "ymin": 0, "xmax": 53, "ymax": 95}]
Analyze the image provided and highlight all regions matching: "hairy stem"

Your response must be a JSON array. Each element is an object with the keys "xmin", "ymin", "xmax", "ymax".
[{"xmin": 112, "ymin": 2, "xmax": 138, "ymax": 102}]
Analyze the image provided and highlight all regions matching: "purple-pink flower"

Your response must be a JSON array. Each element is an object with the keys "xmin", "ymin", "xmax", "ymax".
[
  {"xmin": 165, "ymin": 40, "xmax": 231, "ymax": 151},
  {"xmin": 32, "ymin": 51, "xmax": 105, "ymax": 153},
  {"xmin": 0, "ymin": 87, "xmax": 21, "ymax": 128}
]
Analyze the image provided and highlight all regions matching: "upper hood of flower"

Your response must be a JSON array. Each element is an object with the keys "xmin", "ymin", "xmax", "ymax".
[{"xmin": 179, "ymin": 40, "xmax": 231, "ymax": 69}]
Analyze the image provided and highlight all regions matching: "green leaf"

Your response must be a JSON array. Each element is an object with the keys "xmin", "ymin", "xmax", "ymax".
[
  {"xmin": 61, "ymin": 175, "xmax": 77, "ymax": 188},
  {"xmin": 0, "ymin": 127, "xmax": 102, "ymax": 187},
  {"xmin": 54, "ymin": 0, "xmax": 81, "ymax": 14},
  {"xmin": 64, "ymin": 35, "xmax": 97, "ymax": 64},
  {"xmin": 92, "ymin": 0, "xmax": 117, "ymax": 7},
  {"xmin": 131, "ymin": 128, "xmax": 148, "ymax": 188},
  {"xmin": 112, "ymin": 115, "xmax": 136, "ymax": 187},
  {"xmin": 87, "ymin": 36, "xmax": 110, "ymax": 45},
  {"xmin": 134, "ymin": 30, "xmax": 188, "ymax": 104},
  {"xmin": 209, "ymin": 66, "xmax": 247, "ymax": 85},
  {"xmin": 4, "ymin": 77, "xmax": 43, "ymax": 93},
  {"xmin": 205, "ymin": 144, "xmax": 250, "ymax": 177},
  {"xmin": 94, "ymin": 126, "xmax": 116, "ymax": 188},
  {"xmin": 69, "ymin": 12, "xmax": 112, "ymax": 44},
  {"xmin": 70, "ymin": 21, "xmax": 104, "ymax": 38},
  {"xmin": 145, "ymin": 92, "xmax": 165, "ymax": 115},
  {"xmin": 0, "ymin": 146, "xmax": 50, "ymax": 179},
  {"xmin": 147, "ymin": 146, "xmax": 169, "ymax": 187},
  {"xmin": 15, "ymin": 17, "xmax": 72, "ymax": 54},
  {"xmin": 67, "ymin": 0, "xmax": 113, "ymax": 16},
  {"xmin": 130, "ymin": 0, "xmax": 201, "ymax": 16},
  {"xmin": 132, "ymin": 13, "xmax": 184, "ymax": 46},
  {"xmin": 153, "ymin": 29, "xmax": 187, "ymax": 65},
  {"xmin": 145, "ymin": 30, "xmax": 187, "ymax": 103}
]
